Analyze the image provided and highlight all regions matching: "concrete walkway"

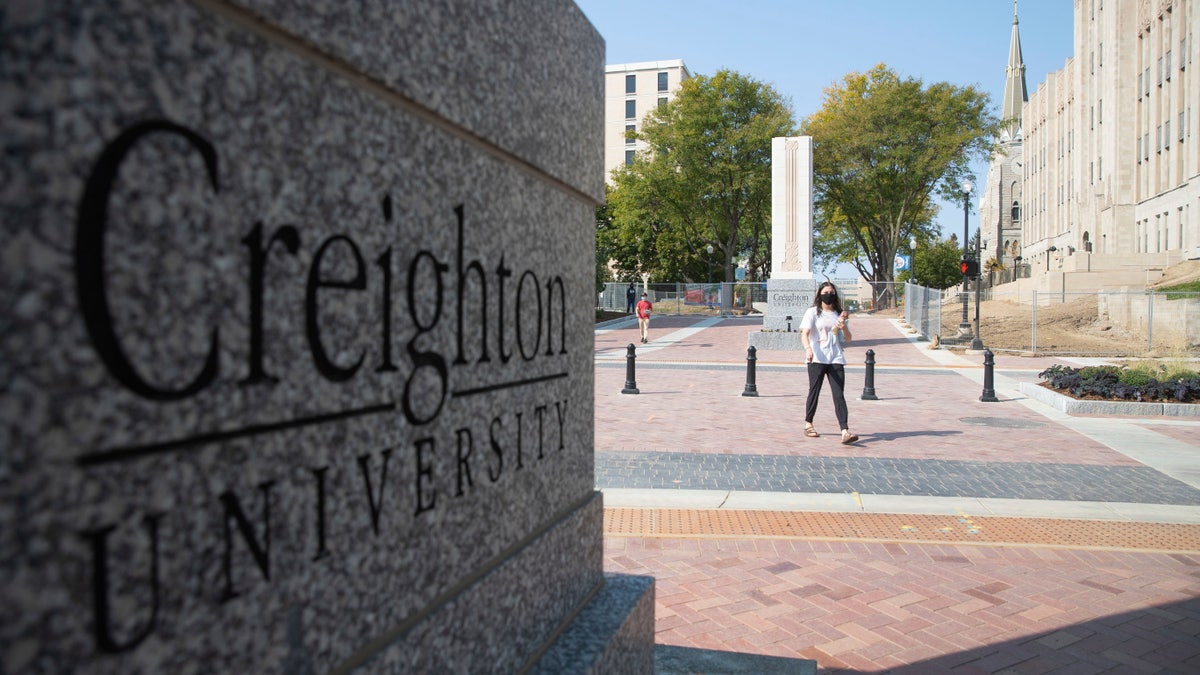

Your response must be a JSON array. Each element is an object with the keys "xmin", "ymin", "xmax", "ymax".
[{"xmin": 595, "ymin": 312, "xmax": 1200, "ymax": 673}]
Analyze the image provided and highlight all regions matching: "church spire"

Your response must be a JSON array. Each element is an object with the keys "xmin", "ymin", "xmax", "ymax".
[{"xmin": 1001, "ymin": 0, "xmax": 1028, "ymax": 140}]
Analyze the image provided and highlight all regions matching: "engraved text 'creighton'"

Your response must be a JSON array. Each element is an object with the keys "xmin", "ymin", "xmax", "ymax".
[{"xmin": 73, "ymin": 120, "xmax": 572, "ymax": 652}]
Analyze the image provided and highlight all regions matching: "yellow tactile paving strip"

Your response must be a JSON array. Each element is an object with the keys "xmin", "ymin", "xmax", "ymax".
[{"xmin": 604, "ymin": 508, "xmax": 1200, "ymax": 553}]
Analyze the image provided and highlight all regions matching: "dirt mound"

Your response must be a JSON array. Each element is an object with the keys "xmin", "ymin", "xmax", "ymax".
[
  {"xmin": 950, "ymin": 296, "xmax": 1147, "ymax": 354},
  {"xmin": 1151, "ymin": 260, "xmax": 1200, "ymax": 288}
]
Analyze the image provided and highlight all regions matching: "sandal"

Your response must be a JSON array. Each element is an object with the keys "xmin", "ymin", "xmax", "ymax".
[
  {"xmin": 841, "ymin": 430, "xmax": 859, "ymax": 445},
  {"xmin": 804, "ymin": 425, "xmax": 820, "ymax": 438}
]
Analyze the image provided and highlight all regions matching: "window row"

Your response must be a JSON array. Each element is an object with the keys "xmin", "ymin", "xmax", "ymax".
[
  {"xmin": 624, "ymin": 98, "xmax": 671, "ymax": 120},
  {"xmin": 1137, "ymin": 110, "xmax": 1190, "ymax": 162},
  {"xmin": 624, "ymin": 72, "xmax": 671, "ymax": 94}
]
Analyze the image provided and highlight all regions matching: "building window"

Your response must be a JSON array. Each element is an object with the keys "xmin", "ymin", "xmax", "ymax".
[
  {"xmin": 625, "ymin": 150, "xmax": 635, "ymax": 165},
  {"xmin": 1158, "ymin": 57, "xmax": 1163, "ymax": 85},
  {"xmin": 1137, "ymin": 135, "xmax": 1142, "ymax": 162},
  {"xmin": 1166, "ymin": 120, "xmax": 1171, "ymax": 148},
  {"xmin": 1138, "ymin": 72, "xmax": 1143, "ymax": 99},
  {"xmin": 1098, "ymin": 99, "xmax": 1102, "ymax": 125},
  {"xmin": 657, "ymin": 72, "xmax": 668, "ymax": 92},
  {"xmin": 625, "ymin": 124, "xmax": 635, "ymax": 144},
  {"xmin": 1012, "ymin": 201, "xmax": 1020, "ymax": 222},
  {"xmin": 1181, "ymin": 112, "xmax": 1186, "ymax": 142},
  {"xmin": 657, "ymin": 97, "xmax": 667, "ymax": 109},
  {"xmin": 1183, "ymin": 37, "xmax": 1188, "ymax": 70},
  {"xmin": 625, "ymin": 74, "xmax": 635, "ymax": 94},
  {"xmin": 1166, "ymin": 50, "xmax": 1172, "ymax": 78},
  {"xmin": 1157, "ymin": 125, "xmax": 1162, "ymax": 152},
  {"xmin": 625, "ymin": 100, "xmax": 636, "ymax": 119}
]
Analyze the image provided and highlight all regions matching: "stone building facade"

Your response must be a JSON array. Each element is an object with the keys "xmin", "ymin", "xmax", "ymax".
[{"xmin": 1015, "ymin": 0, "xmax": 1199, "ymax": 277}]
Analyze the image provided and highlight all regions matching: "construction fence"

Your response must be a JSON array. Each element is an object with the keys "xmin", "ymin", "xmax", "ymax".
[
  {"xmin": 903, "ymin": 281, "xmax": 1200, "ymax": 356},
  {"xmin": 599, "ymin": 279, "xmax": 865, "ymax": 317},
  {"xmin": 598, "ymin": 282, "xmax": 767, "ymax": 316}
]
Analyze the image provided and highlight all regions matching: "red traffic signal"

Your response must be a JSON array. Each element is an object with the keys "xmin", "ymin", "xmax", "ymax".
[{"xmin": 960, "ymin": 258, "xmax": 980, "ymax": 277}]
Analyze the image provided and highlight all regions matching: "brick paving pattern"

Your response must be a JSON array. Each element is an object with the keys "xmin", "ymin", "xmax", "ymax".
[
  {"xmin": 597, "ymin": 451, "xmax": 1200, "ymax": 504},
  {"xmin": 595, "ymin": 312, "xmax": 1200, "ymax": 673},
  {"xmin": 605, "ymin": 535, "xmax": 1200, "ymax": 673}
]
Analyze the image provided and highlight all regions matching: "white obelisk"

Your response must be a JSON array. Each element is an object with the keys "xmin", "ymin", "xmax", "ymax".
[{"xmin": 753, "ymin": 137, "xmax": 818, "ymax": 343}]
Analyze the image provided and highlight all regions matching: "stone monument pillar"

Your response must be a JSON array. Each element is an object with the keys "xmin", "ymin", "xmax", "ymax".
[
  {"xmin": 0, "ymin": 1, "xmax": 652, "ymax": 672},
  {"xmin": 750, "ymin": 136, "xmax": 818, "ymax": 349}
]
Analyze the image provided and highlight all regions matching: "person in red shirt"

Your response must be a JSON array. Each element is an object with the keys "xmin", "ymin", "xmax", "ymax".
[{"xmin": 635, "ymin": 292, "xmax": 653, "ymax": 344}]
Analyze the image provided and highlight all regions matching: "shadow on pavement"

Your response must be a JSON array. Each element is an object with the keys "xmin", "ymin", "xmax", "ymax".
[
  {"xmin": 823, "ymin": 596, "xmax": 1200, "ymax": 673},
  {"xmin": 655, "ymin": 644, "xmax": 815, "ymax": 674},
  {"xmin": 864, "ymin": 430, "xmax": 966, "ymax": 441}
]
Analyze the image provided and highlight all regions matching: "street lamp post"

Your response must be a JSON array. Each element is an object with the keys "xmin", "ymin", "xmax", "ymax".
[
  {"xmin": 706, "ymin": 244, "xmax": 713, "ymax": 309},
  {"xmin": 909, "ymin": 236, "xmax": 917, "ymax": 284},
  {"xmin": 970, "ymin": 236, "xmax": 985, "ymax": 350},
  {"xmin": 958, "ymin": 179, "xmax": 973, "ymax": 338},
  {"xmin": 911, "ymin": 236, "xmax": 927, "ymax": 336}
]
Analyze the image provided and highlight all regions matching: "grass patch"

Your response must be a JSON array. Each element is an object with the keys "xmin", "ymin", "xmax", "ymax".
[{"xmin": 1157, "ymin": 281, "xmax": 1200, "ymax": 294}]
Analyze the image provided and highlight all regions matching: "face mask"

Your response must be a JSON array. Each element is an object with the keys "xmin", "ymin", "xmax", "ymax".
[{"xmin": 820, "ymin": 293, "xmax": 837, "ymax": 304}]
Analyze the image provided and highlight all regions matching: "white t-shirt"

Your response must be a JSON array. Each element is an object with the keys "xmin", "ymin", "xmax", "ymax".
[{"xmin": 800, "ymin": 306, "xmax": 846, "ymax": 365}]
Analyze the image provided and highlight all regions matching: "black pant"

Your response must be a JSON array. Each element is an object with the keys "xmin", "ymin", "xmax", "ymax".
[{"xmin": 805, "ymin": 362, "xmax": 848, "ymax": 430}]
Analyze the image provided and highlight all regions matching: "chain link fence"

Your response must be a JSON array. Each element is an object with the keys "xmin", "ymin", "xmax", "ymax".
[
  {"xmin": 903, "ymin": 282, "xmax": 943, "ymax": 342},
  {"xmin": 902, "ymin": 282, "xmax": 1200, "ymax": 356},
  {"xmin": 598, "ymin": 282, "xmax": 767, "ymax": 316}
]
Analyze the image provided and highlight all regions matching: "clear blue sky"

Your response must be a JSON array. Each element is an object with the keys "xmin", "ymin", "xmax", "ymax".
[{"xmin": 574, "ymin": 0, "xmax": 1076, "ymax": 278}]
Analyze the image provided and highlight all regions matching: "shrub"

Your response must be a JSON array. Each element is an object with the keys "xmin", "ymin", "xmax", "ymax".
[
  {"xmin": 1038, "ymin": 364, "xmax": 1200, "ymax": 403},
  {"xmin": 1079, "ymin": 365, "xmax": 1121, "ymax": 384},
  {"xmin": 1117, "ymin": 369, "xmax": 1156, "ymax": 388}
]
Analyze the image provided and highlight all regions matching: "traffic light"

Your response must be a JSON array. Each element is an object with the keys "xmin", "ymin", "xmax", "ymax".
[{"xmin": 960, "ymin": 258, "xmax": 980, "ymax": 278}]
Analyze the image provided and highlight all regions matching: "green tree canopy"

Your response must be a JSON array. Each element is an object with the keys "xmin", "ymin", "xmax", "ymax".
[
  {"xmin": 802, "ymin": 64, "xmax": 999, "ymax": 296},
  {"xmin": 605, "ymin": 70, "xmax": 796, "ymax": 282},
  {"xmin": 910, "ymin": 237, "xmax": 970, "ymax": 289}
]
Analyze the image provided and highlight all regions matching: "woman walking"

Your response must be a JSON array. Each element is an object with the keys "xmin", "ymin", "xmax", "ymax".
[{"xmin": 800, "ymin": 281, "xmax": 859, "ymax": 444}]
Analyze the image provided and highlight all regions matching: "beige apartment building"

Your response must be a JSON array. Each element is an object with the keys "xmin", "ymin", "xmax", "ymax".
[
  {"xmin": 1014, "ymin": 0, "xmax": 1198, "ymax": 281},
  {"xmin": 603, "ymin": 59, "xmax": 690, "ymax": 181}
]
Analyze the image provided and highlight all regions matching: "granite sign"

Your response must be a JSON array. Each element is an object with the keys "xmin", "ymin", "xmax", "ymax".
[{"xmin": 1, "ymin": 1, "xmax": 652, "ymax": 672}]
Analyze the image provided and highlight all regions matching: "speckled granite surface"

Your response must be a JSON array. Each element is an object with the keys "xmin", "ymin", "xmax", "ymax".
[
  {"xmin": 529, "ymin": 573, "xmax": 656, "ymax": 675},
  {"xmin": 2, "ymin": 1, "xmax": 648, "ymax": 672}
]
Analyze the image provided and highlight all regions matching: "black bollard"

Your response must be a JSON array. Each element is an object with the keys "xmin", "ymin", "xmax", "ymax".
[
  {"xmin": 621, "ymin": 343, "xmax": 639, "ymax": 394},
  {"xmin": 741, "ymin": 346, "xmax": 759, "ymax": 397},
  {"xmin": 861, "ymin": 349, "xmax": 879, "ymax": 400},
  {"xmin": 980, "ymin": 349, "xmax": 999, "ymax": 402}
]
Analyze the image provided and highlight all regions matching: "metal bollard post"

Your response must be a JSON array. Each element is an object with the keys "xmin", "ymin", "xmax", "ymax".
[
  {"xmin": 621, "ymin": 344, "xmax": 639, "ymax": 394},
  {"xmin": 861, "ymin": 349, "xmax": 879, "ymax": 400},
  {"xmin": 980, "ymin": 349, "xmax": 999, "ymax": 402},
  {"xmin": 741, "ymin": 346, "xmax": 759, "ymax": 397}
]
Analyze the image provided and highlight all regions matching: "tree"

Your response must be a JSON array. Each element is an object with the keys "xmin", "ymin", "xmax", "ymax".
[
  {"xmin": 913, "ymin": 237, "xmax": 968, "ymax": 289},
  {"xmin": 594, "ymin": 197, "xmax": 615, "ymax": 293},
  {"xmin": 802, "ymin": 64, "xmax": 999, "ymax": 305},
  {"xmin": 606, "ymin": 70, "xmax": 796, "ymax": 282}
]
